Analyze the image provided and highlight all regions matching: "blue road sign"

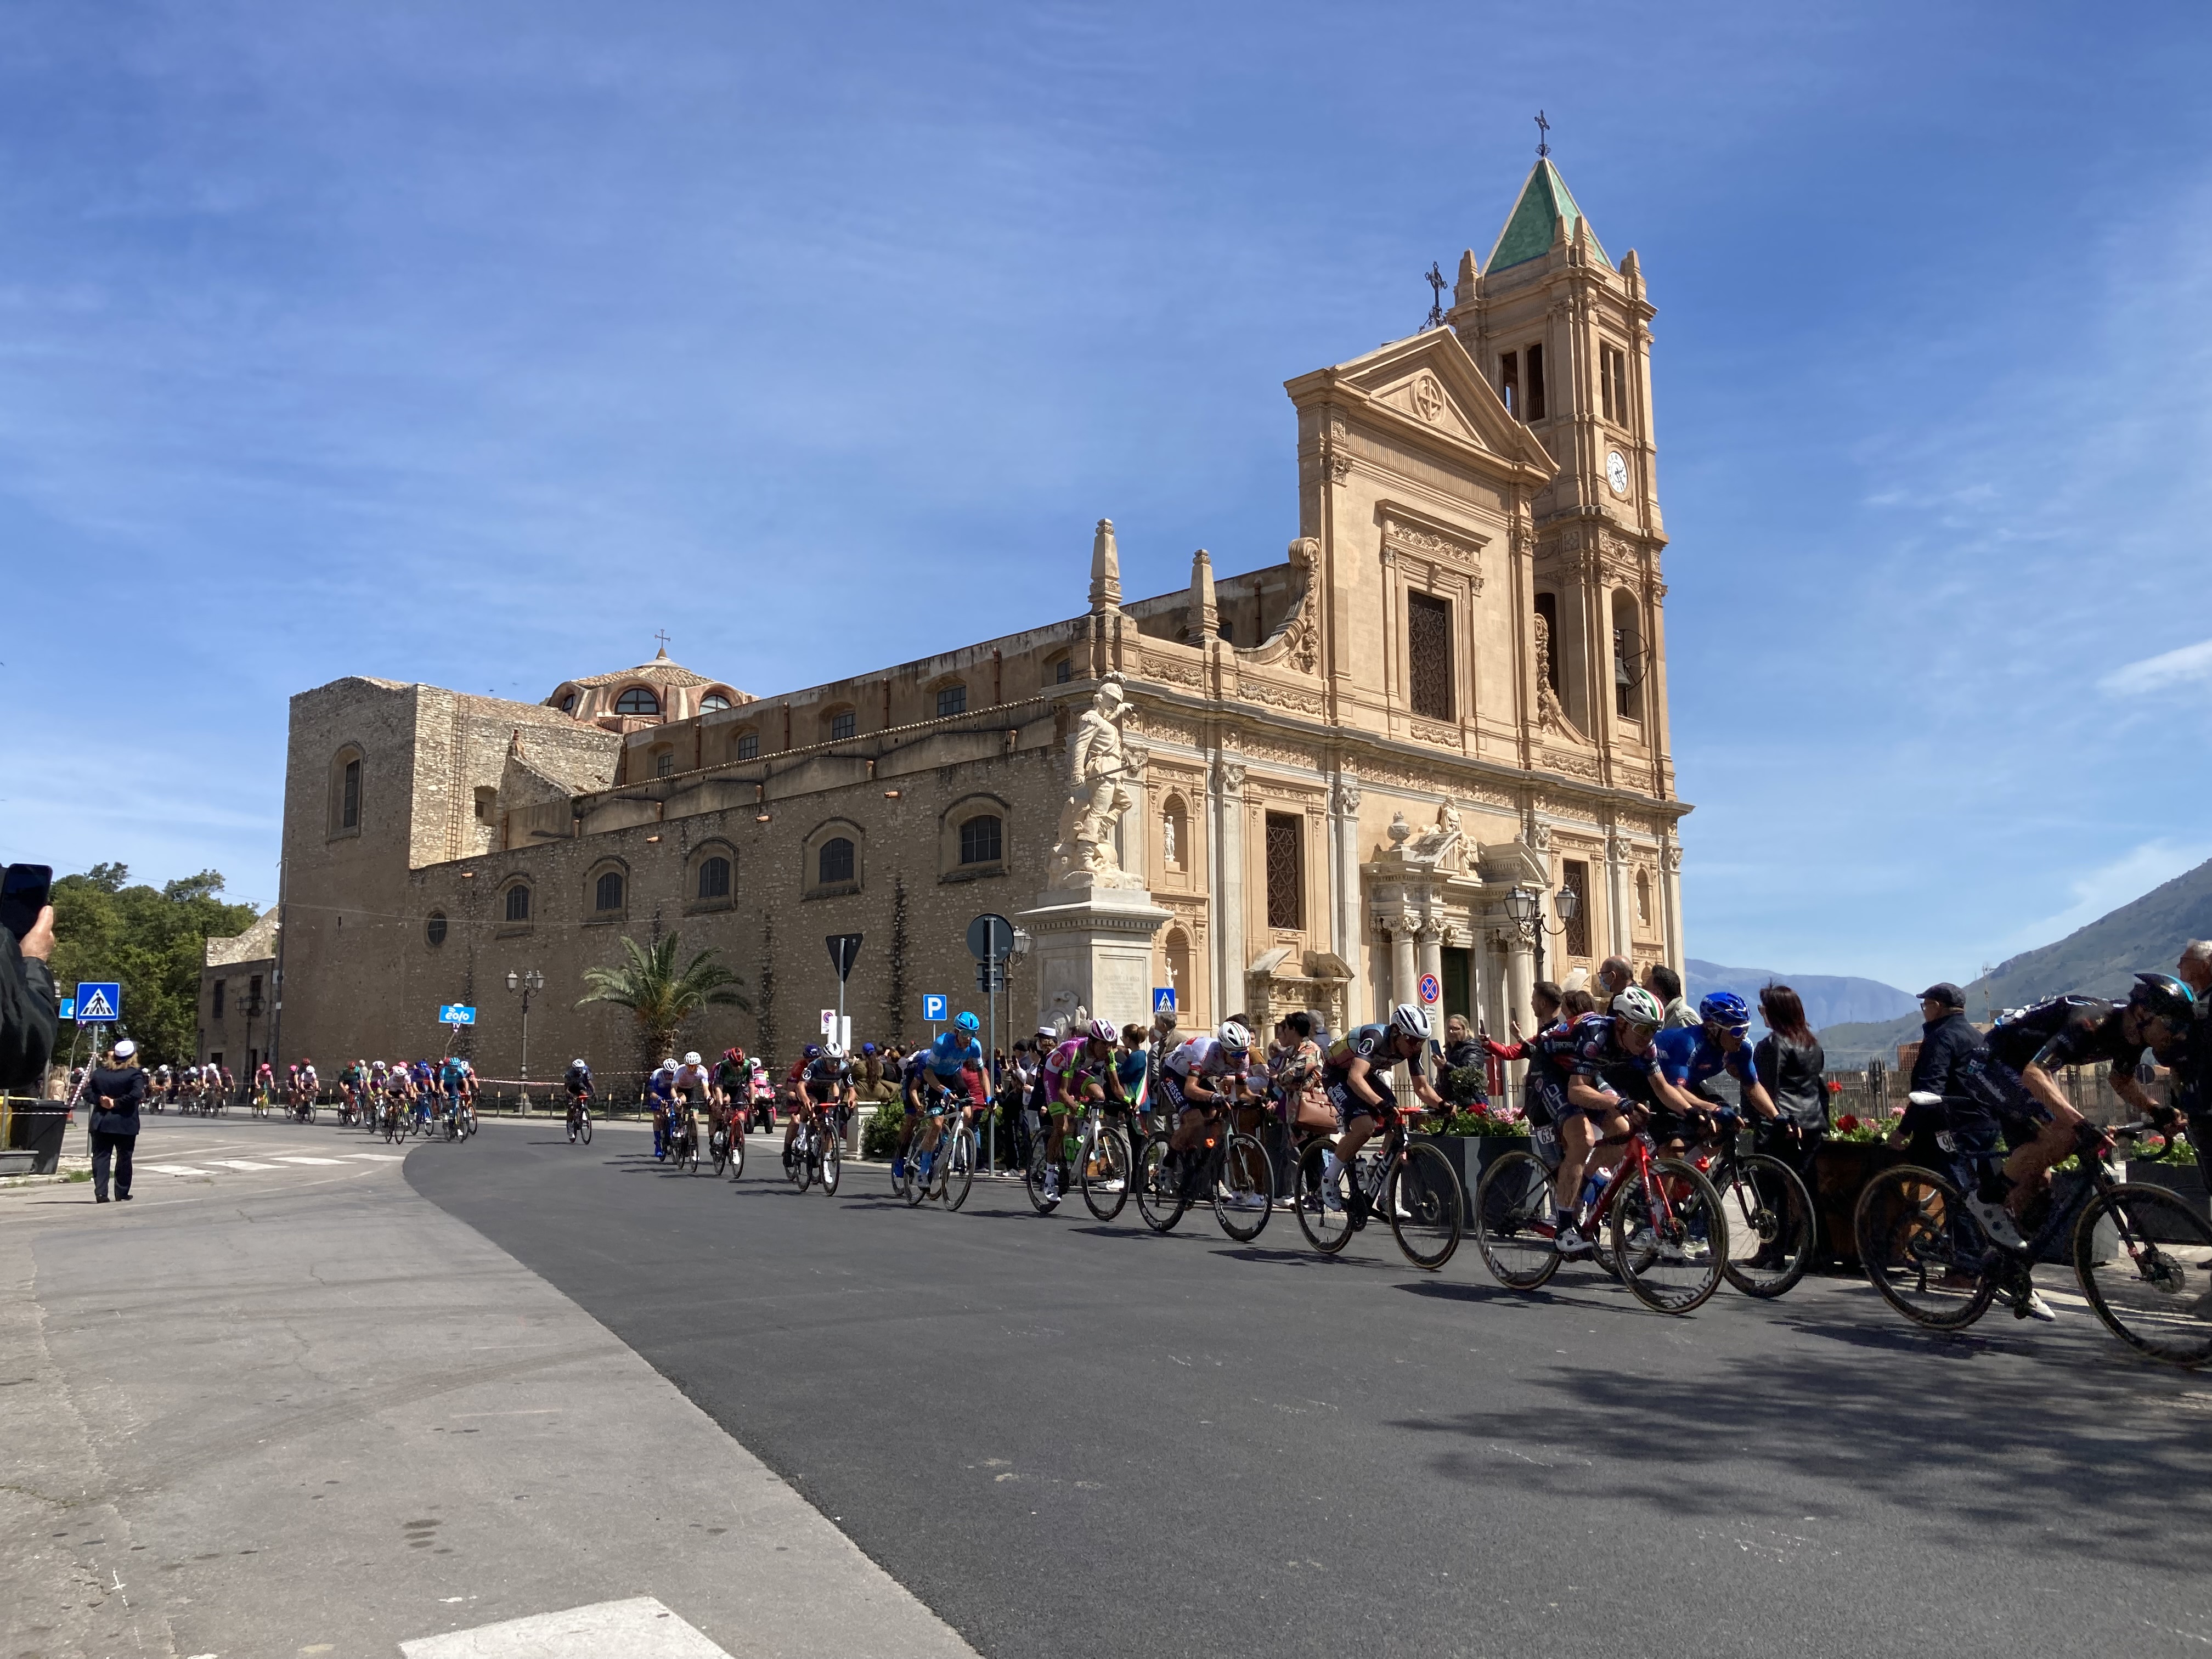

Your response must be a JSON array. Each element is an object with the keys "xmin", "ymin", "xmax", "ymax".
[
  {"xmin": 922, "ymin": 993, "xmax": 948, "ymax": 1023},
  {"xmin": 74, "ymin": 983, "xmax": 121, "ymax": 1023},
  {"xmin": 58, "ymin": 997, "xmax": 75, "ymax": 1021},
  {"xmin": 1153, "ymin": 987, "xmax": 1176, "ymax": 1014},
  {"xmin": 439, "ymin": 1004, "xmax": 477, "ymax": 1026}
]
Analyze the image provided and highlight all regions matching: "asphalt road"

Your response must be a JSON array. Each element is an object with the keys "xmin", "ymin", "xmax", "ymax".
[{"xmin": 411, "ymin": 1126, "xmax": 2212, "ymax": 1659}]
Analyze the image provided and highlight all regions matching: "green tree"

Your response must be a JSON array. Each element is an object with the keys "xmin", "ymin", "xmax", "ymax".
[
  {"xmin": 577, "ymin": 932, "xmax": 751, "ymax": 1066},
  {"xmin": 47, "ymin": 864, "xmax": 259, "ymax": 1067}
]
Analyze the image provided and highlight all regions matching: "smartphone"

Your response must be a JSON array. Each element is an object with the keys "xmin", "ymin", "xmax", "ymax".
[{"xmin": 1, "ymin": 864, "xmax": 52, "ymax": 941}]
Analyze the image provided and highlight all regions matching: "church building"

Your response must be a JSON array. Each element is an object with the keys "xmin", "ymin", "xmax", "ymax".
[{"xmin": 233, "ymin": 157, "xmax": 1691, "ymax": 1081}]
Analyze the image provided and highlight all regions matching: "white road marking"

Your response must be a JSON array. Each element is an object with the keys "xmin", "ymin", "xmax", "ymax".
[
  {"xmin": 400, "ymin": 1596, "xmax": 734, "ymax": 1658},
  {"xmin": 346, "ymin": 1152, "xmax": 406, "ymax": 1161},
  {"xmin": 212, "ymin": 1160, "xmax": 281, "ymax": 1171},
  {"xmin": 142, "ymin": 1164, "xmax": 212, "ymax": 1176},
  {"xmin": 274, "ymin": 1155, "xmax": 348, "ymax": 1165}
]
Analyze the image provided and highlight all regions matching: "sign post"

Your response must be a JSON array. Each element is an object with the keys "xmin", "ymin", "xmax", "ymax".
[
  {"xmin": 966, "ymin": 913, "xmax": 1017, "ymax": 1174},
  {"xmin": 825, "ymin": 934, "xmax": 863, "ymax": 1054},
  {"xmin": 922, "ymin": 992, "xmax": 947, "ymax": 1041}
]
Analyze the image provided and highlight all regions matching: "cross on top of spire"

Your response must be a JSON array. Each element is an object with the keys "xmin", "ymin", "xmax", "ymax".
[{"xmin": 1534, "ymin": 110, "xmax": 1550, "ymax": 157}]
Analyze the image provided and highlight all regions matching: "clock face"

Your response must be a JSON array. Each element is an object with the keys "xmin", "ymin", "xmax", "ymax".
[{"xmin": 1606, "ymin": 449, "xmax": 1629, "ymax": 495}]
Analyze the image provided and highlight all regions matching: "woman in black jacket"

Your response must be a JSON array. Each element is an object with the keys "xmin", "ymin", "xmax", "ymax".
[{"xmin": 1753, "ymin": 985, "xmax": 1828, "ymax": 1171}]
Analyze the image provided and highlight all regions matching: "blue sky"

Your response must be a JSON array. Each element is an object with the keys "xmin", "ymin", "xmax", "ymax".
[{"xmin": 1, "ymin": 1, "xmax": 2207, "ymax": 993}]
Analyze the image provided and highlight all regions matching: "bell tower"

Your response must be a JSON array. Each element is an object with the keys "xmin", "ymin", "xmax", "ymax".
[{"xmin": 1444, "ymin": 153, "xmax": 1673, "ymax": 805}]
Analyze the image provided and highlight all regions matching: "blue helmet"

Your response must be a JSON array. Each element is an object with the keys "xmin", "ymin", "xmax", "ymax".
[
  {"xmin": 954, "ymin": 1011, "xmax": 980, "ymax": 1033},
  {"xmin": 1699, "ymin": 991, "xmax": 1752, "ymax": 1032}
]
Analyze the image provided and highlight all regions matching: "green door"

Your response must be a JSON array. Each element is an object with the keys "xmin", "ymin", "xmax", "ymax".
[{"xmin": 1441, "ymin": 947, "xmax": 1474, "ymax": 1028}]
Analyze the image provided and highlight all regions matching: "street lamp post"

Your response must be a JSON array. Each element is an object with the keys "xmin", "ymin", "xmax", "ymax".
[
  {"xmin": 1503, "ymin": 882, "xmax": 1579, "ymax": 984},
  {"xmin": 506, "ymin": 969, "xmax": 544, "ymax": 1110}
]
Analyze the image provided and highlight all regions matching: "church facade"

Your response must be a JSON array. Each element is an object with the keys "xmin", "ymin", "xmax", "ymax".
[{"xmin": 242, "ymin": 159, "xmax": 1691, "ymax": 1081}]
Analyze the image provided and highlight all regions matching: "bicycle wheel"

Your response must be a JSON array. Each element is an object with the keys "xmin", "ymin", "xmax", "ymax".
[
  {"xmin": 1854, "ymin": 1164, "xmax": 1996, "ymax": 1330},
  {"xmin": 1474, "ymin": 1149, "xmax": 1562, "ymax": 1290},
  {"xmin": 1610, "ymin": 1158, "xmax": 1728, "ymax": 1314},
  {"xmin": 388, "ymin": 1115, "xmax": 402, "ymax": 1146},
  {"xmin": 943, "ymin": 1128, "xmax": 977, "ymax": 1212},
  {"xmin": 1717, "ymin": 1154, "xmax": 1815, "ymax": 1299},
  {"xmin": 1212, "ymin": 1132, "xmax": 1273, "ymax": 1242},
  {"xmin": 682, "ymin": 1135, "xmax": 701, "ymax": 1173},
  {"xmin": 1081, "ymin": 1127, "xmax": 1131, "ymax": 1222},
  {"xmin": 579, "ymin": 1110, "xmax": 592, "ymax": 1147},
  {"xmin": 726, "ymin": 1124, "xmax": 743, "ymax": 1180},
  {"xmin": 788, "ymin": 1136, "xmax": 811, "ymax": 1193},
  {"xmin": 819, "ymin": 1135, "xmax": 841, "ymax": 1195},
  {"xmin": 2074, "ymin": 1182, "xmax": 2212, "ymax": 1367},
  {"xmin": 1135, "ymin": 1135, "xmax": 1188, "ymax": 1234},
  {"xmin": 1024, "ymin": 1139, "xmax": 1062, "ymax": 1215},
  {"xmin": 1289, "ymin": 1137, "xmax": 1354, "ymax": 1255},
  {"xmin": 1387, "ymin": 1141, "xmax": 1463, "ymax": 1270}
]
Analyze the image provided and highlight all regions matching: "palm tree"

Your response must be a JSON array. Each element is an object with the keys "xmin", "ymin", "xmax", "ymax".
[{"xmin": 577, "ymin": 932, "xmax": 751, "ymax": 1064}]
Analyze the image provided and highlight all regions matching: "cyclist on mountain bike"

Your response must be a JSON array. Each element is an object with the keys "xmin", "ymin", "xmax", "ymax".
[
  {"xmin": 1317, "ymin": 1005, "xmax": 1446, "ymax": 1222},
  {"xmin": 1037, "ymin": 1019, "xmax": 1124, "ymax": 1204},
  {"xmin": 896, "ymin": 1014, "xmax": 983, "ymax": 1183},
  {"xmin": 1540, "ymin": 985, "xmax": 1705, "ymax": 1258}
]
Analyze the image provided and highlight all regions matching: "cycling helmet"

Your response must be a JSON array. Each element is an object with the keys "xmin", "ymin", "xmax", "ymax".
[
  {"xmin": 803, "ymin": 1043, "xmax": 821, "ymax": 1059},
  {"xmin": 1699, "ymin": 991, "xmax": 1753, "ymax": 1032},
  {"xmin": 1086, "ymin": 1018, "xmax": 1117, "ymax": 1045},
  {"xmin": 2129, "ymin": 972, "xmax": 2197, "ymax": 1024},
  {"xmin": 1387, "ymin": 1003, "xmax": 1431, "ymax": 1042},
  {"xmin": 658, "ymin": 1059, "xmax": 677, "ymax": 1074},
  {"xmin": 1611, "ymin": 986, "xmax": 1666, "ymax": 1028},
  {"xmin": 955, "ymin": 1011, "xmax": 980, "ymax": 1033},
  {"xmin": 823, "ymin": 1042, "xmax": 845, "ymax": 1060},
  {"xmin": 1216, "ymin": 1019, "xmax": 1252, "ymax": 1054},
  {"xmin": 571, "ymin": 1059, "xmax": 588, "ymax": 1070},
  {"xmin": 683, "ymin": 1051, "xmax": 702, "ymax": 1066}
]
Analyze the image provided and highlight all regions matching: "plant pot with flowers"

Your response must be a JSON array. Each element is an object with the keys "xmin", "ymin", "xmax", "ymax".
[{"xmin": 1810, "ymin": 1103, "xmax": 1909, "ymax": 1265}]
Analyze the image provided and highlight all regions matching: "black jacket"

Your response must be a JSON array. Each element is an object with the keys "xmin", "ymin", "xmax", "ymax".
[
  {"xmin": 1439, "ymin": 1037, "xmax": 1487, "ymax": 1104},
  {"xmin": 1910, "ymin": 1012, "xmax": 1983, "ymax": 1102},
  {"xmin": 1753, "ymin": 1034, "xmax": 1829, "ymax": 1131},
  {"xmin": 84, "ymin": 1065, "xmax": 146, "ymax": 1136},
  {"xmin": 0, "ymin": 931, "xmax": 58, "ymax": 1092}
]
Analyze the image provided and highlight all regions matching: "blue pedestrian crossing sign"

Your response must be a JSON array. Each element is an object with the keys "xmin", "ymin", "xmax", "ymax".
[
  {"xmin": 1153, "ymin": 987, "xmax": 1176, "ymax": 1014},
  {"xmin": 74, "ymin": 983, "xmax": 121, "ymax": 1023},
  {"xmin": 922, "ymin": 993, "xmax": 948, "ymax": 1023},
  {"xmin": 439, "ymin": 1004, "xmax": 477, "ymax": 1026},
  {"xmin": 58, "ymin": 996, "xmax": 75, "ymax": 1020}
]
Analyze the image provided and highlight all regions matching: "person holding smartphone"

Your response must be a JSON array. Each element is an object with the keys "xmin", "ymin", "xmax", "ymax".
[{"xmin": 0, "ymin": 864, "xmax": 59, "ymax": 1092}]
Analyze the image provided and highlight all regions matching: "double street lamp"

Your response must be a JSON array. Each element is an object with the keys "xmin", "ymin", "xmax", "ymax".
[
  {"xmin": 506, "ymin": 969, "xmax": 544, "ymax": 1087},
  {"xmin": 1503, "ymin": 882, "xmax": 1580, "ymax": 981}
]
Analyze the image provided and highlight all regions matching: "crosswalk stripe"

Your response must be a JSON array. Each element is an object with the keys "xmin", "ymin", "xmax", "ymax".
[
  {"xmin": 401, "ymin": 1596, "xmax": 735, "ymax": 1658},
  {"xmin": 212, "ymin": 1160, "xmax": 280, "ymax": 1171},
  {"xmin": 345, "ymin": 1152, "xmax": 406, "ymax": 1161},
  {"xmin": 274, "ymin": 1155, "xmax": 348, "ymax": 1166},
  {"xmin": 144, "ymin": 1164, "xmax": 212, "ymax": 1176}
]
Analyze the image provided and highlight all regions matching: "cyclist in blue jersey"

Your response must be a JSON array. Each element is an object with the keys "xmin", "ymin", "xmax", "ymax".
[
  {"xmin": 897, "ymin": 1013, "xmax": 984, "ymax": 1182},
  {"xmin": 1653, "ymin": 991, "xmax": 1777, "ymax": 1132},
  {"xmin": 646, "ymin": 1060, "xmax": 677, "ymax": 1158}
]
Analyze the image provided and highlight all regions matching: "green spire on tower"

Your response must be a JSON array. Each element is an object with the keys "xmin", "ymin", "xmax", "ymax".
[{"xmin": 1486, "ymin": 158, "xmax": 1609, "ymax": 274}]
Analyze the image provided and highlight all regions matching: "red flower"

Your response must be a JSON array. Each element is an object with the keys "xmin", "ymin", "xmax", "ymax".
[
  {"xmin": 1836, "ymin": 1113, "xmax": 1861, "ymax": 1133},
  {"xmin": 1826, "ymin": 1079, "xmax": 1843, "ymax": 1094}
]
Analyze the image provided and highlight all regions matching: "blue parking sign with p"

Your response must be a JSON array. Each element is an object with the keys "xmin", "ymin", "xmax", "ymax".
[
  {"xmin": 1153, "ymin": 987, "xmax": 1176, "ymax": 1014},
  {"xmin": 922, "ymin": 993, "xmax": 948, "ymax": 1023},
  {"xmin": 74, "ymin": 983, "xmax": 121, "ymax": 1023}
]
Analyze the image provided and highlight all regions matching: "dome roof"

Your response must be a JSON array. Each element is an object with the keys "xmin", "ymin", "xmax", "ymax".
[
  {"xmin": 563, "ymin": 645, "xmax": 715, "ymax": 692},
  {"xmin": 545, "ymin": 646, "xmax": 750, "ymax": 726}
]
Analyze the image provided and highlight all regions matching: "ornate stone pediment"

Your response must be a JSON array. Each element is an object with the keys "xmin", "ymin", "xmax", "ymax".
[{"xmin": 1380, "ymin": 510, "xmax": 1487, "ymax": 594}]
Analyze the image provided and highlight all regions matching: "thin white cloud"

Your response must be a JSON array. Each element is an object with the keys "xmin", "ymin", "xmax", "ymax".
[
  {"xmin": 1992, "ymin": 838, "xmax": 2212, "ymax": 959},
  {"xmin": 2098, "ymin": 639, "xmax": 2212, "ymax": 696}
]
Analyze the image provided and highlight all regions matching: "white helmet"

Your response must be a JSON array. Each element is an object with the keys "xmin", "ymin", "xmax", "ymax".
[
  {"xmin": 1388, "ymin": 1003, "xmax": 1431, "ymax": 1042},
  {"xmin": 824, "ymin": 1042, "xmax": 845, "ymax": 1060},
  {"xmin": 571, "ymin": 1058, "xmax": 587, "ymax": 1070},
  {"xmin": 683, "ymin": 1051, "xmax": 702, "ymax": 1065},
  {"xmin": 1216, "ymin": 1020, "xmax": 1252, "ymax": 1055},
  {"xmin": 658, "ymin": 1059, "xmax": 678, "ymax": 1073}
]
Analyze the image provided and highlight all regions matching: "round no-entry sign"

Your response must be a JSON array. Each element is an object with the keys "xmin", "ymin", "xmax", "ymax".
[{"xmin": 1418, "ymin": 973, "xmax": 1441, "ymax": 1006}]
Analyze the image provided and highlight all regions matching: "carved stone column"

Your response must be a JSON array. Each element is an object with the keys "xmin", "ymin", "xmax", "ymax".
[
  {"xmin": 1506, "ymin": 930, "xmax": 1536, "ymax": 1036},
  {"xmin": 1605, "ymin": 826, "xmax": 1631, "ymax": 958},
  {"xmin": 1331, "ymin": 775, "xmax": 1362, "ymax": 1002},
  {"xmin": 1417, "ymin": 924, "xmax": 1445, "ymax": 1020},
  {"xmin": 1212, "ymin": 754, "xmax": 1245, "ymax": 1020},
  {"xmin": 1661, "ymin": 837, "xmax": 1685, "ymax": 968},
  {"xmin": 1389, "ymin": 919, "xmax": 1419, "ymax": 1017}
]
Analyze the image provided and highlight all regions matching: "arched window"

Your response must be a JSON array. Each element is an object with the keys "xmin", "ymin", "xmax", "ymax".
[
  {"xmin": 733, "ymin": 730, "xmax": 760, "ymax": 761},
  {"xmin": 1161, "ymin": 793, "xmax": 1189, "ymax": 873},
  {"xmin": 1611, "ymin": 590, "xmax": 1644, "ymax": 722},
  {"xmin": 700, "ymin": 691, "xmax": 732, "ymax": 713},
  {"xmin": 425, "ymin": 912, "xmax": 448, "ymax": 946},
  {"xmin": 822, "ymin": 705, "xmax": 856, "ymax": 742},
  {"xmin": 504, "ymin": 883, "xmax": 532, "ymax": 924},
  {"xmin": 1635, "ymin": 868, "xmax": 1652, "ymax": 927},
  {"xmin": 654, "ymin": 749, "xmax": 675, "ymax": 778},
  {"xmin": 960, "ymin": 814, "xmax": 1002, "ymax": 866},
  {"xmin": 935, "ymin": 683, "xmax": 967, "ymax": 718},
  {"xmin": 594, "ymin": 870, "xmax": 624, "ymax": 912},
  {"xmin": 818, "ymin": 837, "xmax": 855, "ymax": 886},
  {"xmin": 558, "ymin": 691, "xmax": 577, "ymax": 713},
  {"xmin": 1165, "ymin": 928, "xmax": 1194, "ymax": 1023},
  {"xmin": 616, "ymin": 686, "xmax": 661, "ymax": 716},
  {"xmin": 697, "ymin": 855, "xmax": 731, "ymax": 900}
]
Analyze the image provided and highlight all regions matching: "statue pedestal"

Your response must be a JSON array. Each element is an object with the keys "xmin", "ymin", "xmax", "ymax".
[{"xmin": 1018, "ymin": 883, "xmax": 1171, "ymax": 1033}]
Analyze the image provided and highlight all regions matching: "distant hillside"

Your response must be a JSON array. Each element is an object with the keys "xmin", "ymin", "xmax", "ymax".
[
  {"xmin": 1819, "ymin": 856, "xmax": 2212, "ymax": 1065},
  {"xmin": 1684, "ymin": 959, "xmax": 1917, "ymax": 1034}
]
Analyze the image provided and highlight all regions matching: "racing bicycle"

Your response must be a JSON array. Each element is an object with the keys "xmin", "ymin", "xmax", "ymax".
[{"xmin": 1287, "ymin": 1103, "xmax": 1463, "ymax": 1270}]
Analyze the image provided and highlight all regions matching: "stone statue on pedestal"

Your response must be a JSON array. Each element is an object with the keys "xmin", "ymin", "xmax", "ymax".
[{"xmin": 1048, "ymin": 678, "xmax": 1145, "ymax": 890}]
